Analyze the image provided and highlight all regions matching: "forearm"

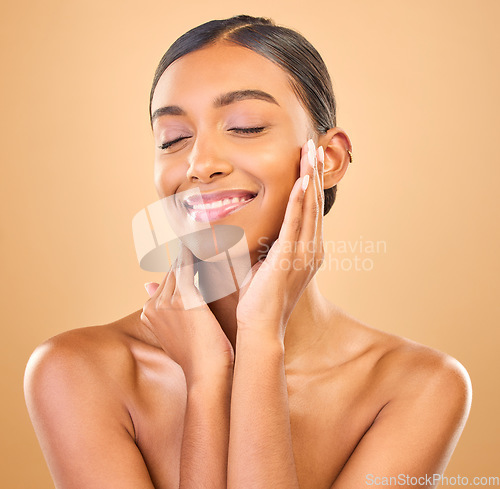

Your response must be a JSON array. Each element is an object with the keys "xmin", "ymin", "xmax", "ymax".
[
  {"xmin": 227, "ymin": 328, "xmax": 300, "ymax": 489},
  {"xmin": 179, "ymin": 368, "xmax": 233, "ymax": 489}
]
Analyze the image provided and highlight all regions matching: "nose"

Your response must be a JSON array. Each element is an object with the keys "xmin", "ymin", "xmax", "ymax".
[{"xmin": 185, "ymin": 136, "xmax": 233, "ymax": 183}]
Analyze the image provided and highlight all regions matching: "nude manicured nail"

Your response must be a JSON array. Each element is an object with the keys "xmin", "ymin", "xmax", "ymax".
[
  {"xmin": 318, "ymin": 146, "xmax": 324, "ymax": 164},
  {"xmin": 307, "ymin": 139, "xmax": 316, "ymax": 168},
  {"xmin": 307, "ymin": 139, "xmax": 316, "ymax": 169},
  {"xmin": 302, "ymin": 174, "xmax": 310, "ymax": 191},
  {"xmin": 309, "ymin": 150, "xmax": 316, "ymax": 169}
]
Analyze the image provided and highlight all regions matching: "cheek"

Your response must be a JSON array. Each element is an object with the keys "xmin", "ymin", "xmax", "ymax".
[
  {"xmin": 257, "ymin": 119, "xmax": 304, "ymax": 184},
  {"xmin": 237, "ymin": 142, "xmax": 300, "ymax": 235},
  {"xmin": 237, "ymin": 136, "xmax": 300, "ymax": 187},
  {"xmin": 153, "ymin": 159, "xmax": 184, "ymax": 197},
  {"xmin": 260, "ymin": 146, "xmax": 300, "ymax": 205}
]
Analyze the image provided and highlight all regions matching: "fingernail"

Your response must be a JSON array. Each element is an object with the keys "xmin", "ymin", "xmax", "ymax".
[
  {"xmin": 307, "ymin": 140, "xmax": 316, "ymax": 169},
  {"xmin": 302, "ymin": 174, "xmax": 310, "ymax": 192},
  {"xmin": 318, "ymin": 146, "xmax": 324, "ymax": 164},
  {"xmin": 144, "ymin": 282, "xmax": 153, "ymax": 294}
]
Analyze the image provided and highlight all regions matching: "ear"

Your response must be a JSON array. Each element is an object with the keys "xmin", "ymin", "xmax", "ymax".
[{"xmin": 317, "ymin": 128, "xmax": 352, "ymax": 189}]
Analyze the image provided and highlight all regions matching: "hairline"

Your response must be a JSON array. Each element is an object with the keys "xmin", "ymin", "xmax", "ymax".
[{"xmin": 149, "ymin": 39, "xmax": 321, "ymax": 137}]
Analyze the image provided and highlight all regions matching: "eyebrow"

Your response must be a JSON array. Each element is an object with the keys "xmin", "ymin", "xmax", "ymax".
[{"xmin": 151, "ymin": 89, "xmax": 280, "ymax": 124}]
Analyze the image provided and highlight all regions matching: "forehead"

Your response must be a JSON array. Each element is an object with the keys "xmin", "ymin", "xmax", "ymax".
[{"xmin": 151, "ymin": 42, "xmax": 306, "ymax": 116}]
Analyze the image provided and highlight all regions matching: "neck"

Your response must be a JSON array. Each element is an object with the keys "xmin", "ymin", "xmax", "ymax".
[{"xmin": 200, "ymin": 269, "xmax": 335, "ymax": 366}]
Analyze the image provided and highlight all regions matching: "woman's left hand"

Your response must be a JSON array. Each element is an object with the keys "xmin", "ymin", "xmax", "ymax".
[{"xmin": 236, "ymin": 139, "xmax": 325, "ymax": 342}]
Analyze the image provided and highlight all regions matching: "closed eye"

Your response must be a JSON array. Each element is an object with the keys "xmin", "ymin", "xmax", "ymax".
[
  {"xmin": 230, "ymin": 126, "xmax": 266, "ymax": 134},
  {"xmin": 158, "ymin": 127, "xmax": 266, "ymax": 150},
  {"xmin": 158, "ymin": 136, "xmax": 191, "ymax": 150}
]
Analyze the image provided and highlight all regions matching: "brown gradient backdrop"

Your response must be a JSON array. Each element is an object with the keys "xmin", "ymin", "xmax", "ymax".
[{"xmin": 1, "ymin": 0, "xmax": 499, "ymax": 487}]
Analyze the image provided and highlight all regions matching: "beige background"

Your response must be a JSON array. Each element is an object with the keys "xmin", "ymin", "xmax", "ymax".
[{"xmin": 1, "ymin": 0, "xmax": 499, "ymax": 487}]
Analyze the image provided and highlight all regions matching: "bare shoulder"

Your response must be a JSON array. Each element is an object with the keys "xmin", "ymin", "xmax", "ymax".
[
  {"xmin": 332, "ymin": 307, "xmax": 472, "ymax": 416},
  {"xmin": 24, "ymin": 309, "xmax": 170, "ymax": 423},
  {"xmin": 315, "ymin": 312, "xmax": 473, "ymax": 485},
  {"xmin": 318, "ymin": 310, "xmax": 474, "ymax": 486},
  {"xmin": 25, "ymin": 310, "xmax": 139, "ymax": 387},
  {"xmin": 23, "ymin": 314, "xmax": 175, "ymax": 487}
]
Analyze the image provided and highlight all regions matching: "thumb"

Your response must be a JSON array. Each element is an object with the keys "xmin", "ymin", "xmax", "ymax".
[{"xmin": 144, "ymin": 282, "xmax": 159, "ymax": 297}]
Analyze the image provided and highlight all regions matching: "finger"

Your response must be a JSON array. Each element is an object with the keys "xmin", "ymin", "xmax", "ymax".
[
  {"xmin": 142, "ymin": 266, "xmax": 174, "ymax": 323},
  {"xmin": 299, "ymin": 143, "xmax": 326, "ymax": 273},
  {"xmin": 298, "ymin": 140, "xmax": 323, "ymax": 248},
  {"xmin": 144, "ymin": 282, "xmax": 159, "ymax": 297},
  {"xmin": 318, "ymin": 145, "xmax": 325, "ymax": 209},
  {"xmin": 156, "ymin": 263, "xmax": 177, "ymax": 307},
  {"xmin": 276, "ymin": 143, "xmax": 310, "ymax": 252},
  {"xmin": 315, "ymin": 145, "xmax": 325, "ymax": 241},
  {"xmin": 173, "ymin": 243, "xmax": 205, "ymax": 310},
  {"xmin": 174, "ymin": 242, "xmax": 196, "ymax": 293},
  {"xmin": 146, "ymin": 266, "xmax": 172, "ymax": 301},
  {"xmin": 292, "ymin": 140, "xmax": 318, "ymax": 265}
]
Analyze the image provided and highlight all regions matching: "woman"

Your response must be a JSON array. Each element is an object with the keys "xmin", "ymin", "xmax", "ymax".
[{"xmin": 24, "ymin": 14, "xmax": 472, "ymax": 489}]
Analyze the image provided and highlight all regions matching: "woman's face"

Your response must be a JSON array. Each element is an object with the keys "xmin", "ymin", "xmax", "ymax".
[{"xmin": 150, "ymin": 42, "xmax": 315, "ymax": 263}]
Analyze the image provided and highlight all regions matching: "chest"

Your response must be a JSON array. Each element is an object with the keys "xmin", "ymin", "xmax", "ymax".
[{"xmin": 131, "ymin": 367, "xmax": 380, "ymax": 489}]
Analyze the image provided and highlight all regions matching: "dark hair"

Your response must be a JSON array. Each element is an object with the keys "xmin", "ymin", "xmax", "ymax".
[{"xmin": 149, "ymin": 14, "xmax": 338, "ymax": 214}]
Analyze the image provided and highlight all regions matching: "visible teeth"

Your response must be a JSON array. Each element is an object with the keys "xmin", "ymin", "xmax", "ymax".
[{"xmin": 188, "ymin": 195, "xmax": 253, "ymax": 211}]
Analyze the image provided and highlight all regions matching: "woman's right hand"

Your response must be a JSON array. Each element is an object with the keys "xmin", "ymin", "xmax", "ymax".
[{"xmin": 140, "ymin": 243, "xmax": 234, "ymax": 384}]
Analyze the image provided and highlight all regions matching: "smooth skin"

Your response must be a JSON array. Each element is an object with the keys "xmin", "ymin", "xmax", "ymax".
[{"xmin": 24, "ymin": 43, "xmax": 472, "ymax": 489}]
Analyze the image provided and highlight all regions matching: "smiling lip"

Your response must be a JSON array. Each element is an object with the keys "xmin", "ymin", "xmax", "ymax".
[{"xmin": 182, "ymin": 189, "xmax": 257, "ymax": 223}]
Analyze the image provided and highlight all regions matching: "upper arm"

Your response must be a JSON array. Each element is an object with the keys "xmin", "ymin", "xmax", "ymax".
[
  {"xmin": 330, "ymin": 350, "xmax": 472, "ymax": 489},
  {"xmin": 24, "ymin": 338, "xmax": 156, "ymax": 489}
]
